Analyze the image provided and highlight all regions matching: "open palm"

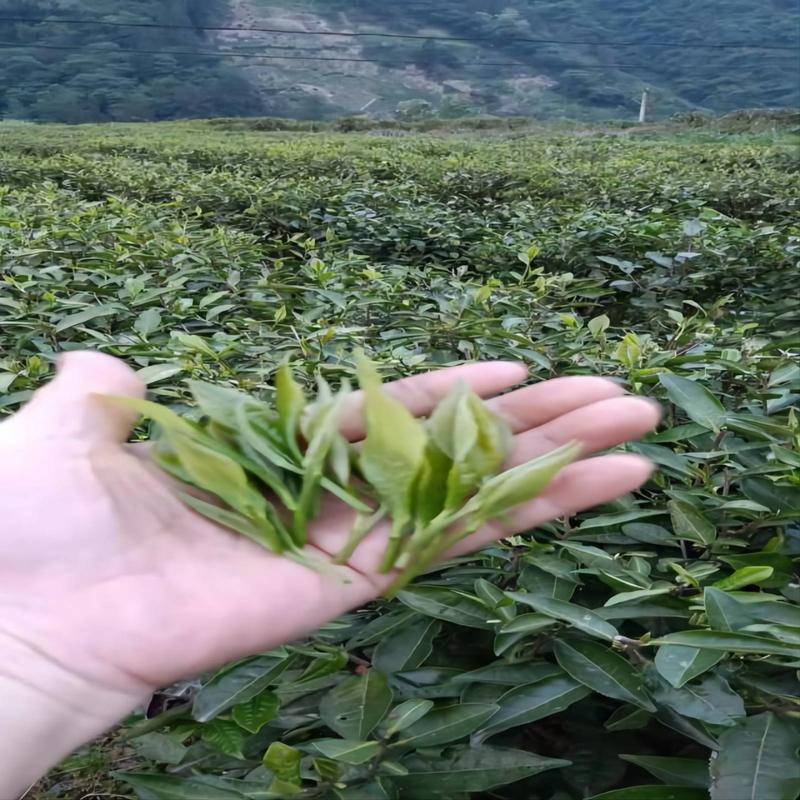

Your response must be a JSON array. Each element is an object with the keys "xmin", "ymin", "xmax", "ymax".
[{"xmin": 0, "ymin": 352, "xmax": 658, "ymax": 703}]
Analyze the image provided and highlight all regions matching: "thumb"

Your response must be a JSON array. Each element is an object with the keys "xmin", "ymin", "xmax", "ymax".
[{"xmin": 13, "ymin": 351, "xmax": 146, "ymax": 444}]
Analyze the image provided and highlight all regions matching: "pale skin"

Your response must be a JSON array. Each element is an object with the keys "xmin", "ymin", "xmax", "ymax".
[{"xmin": 0, "ymin": 352, "xmax": 660, "ymax": 797}]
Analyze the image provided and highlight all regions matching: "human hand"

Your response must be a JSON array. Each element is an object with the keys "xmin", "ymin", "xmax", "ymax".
[{"xmin": 0, "ymin": 352, "xmax": 659, "ymax": 794}]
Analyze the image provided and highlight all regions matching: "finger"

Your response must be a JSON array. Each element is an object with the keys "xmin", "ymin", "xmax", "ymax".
[
  {"xmin": 339, "ymin": 360, "xmax": 527, "ymax": 441},
  {"xmin": 507, "ymin": 396, "xmax": 662, "ymax": 466},
  {"xmin": 450, "ymin": 454, "xmax": 655, "ymax": 555},
  {"xmin": 14, "ymin": 351, "xmax": 145, "ymax": 443},
  {"xmin": 485, "ymin": 376, "xmax": 626, "ymax": 433}
]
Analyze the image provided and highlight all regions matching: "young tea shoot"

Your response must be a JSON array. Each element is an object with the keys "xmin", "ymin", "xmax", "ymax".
[{"xmin": 108, "ymin": 357, "xmax": 579, "ymax": 595}]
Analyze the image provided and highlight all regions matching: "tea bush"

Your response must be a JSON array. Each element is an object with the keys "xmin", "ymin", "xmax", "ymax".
[{"xmin": 1, "ymin": 122, "xmax": 798, "ymax": 800}]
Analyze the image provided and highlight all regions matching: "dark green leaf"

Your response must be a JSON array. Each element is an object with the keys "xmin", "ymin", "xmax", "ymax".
[
  {"xmin": 400, "ymin": 703, "xmax": 498, "ymax": 747},
  {"xmin": 393, "ymin": 745, "xmax": 569, "ymax": 796},
  {"xmin": 498, "ymin": 612, "xmax": 559, "ymax": 635},
  {"xmin": 116, "ymin": 774, "xmax": 248, "ymax": 800},
  {"xmin": 383, "ymin": 699, "xmax": 434, "ymax": 736},
  {"xmin": 652, "ymin": 630, "xmax": 800, "ymax": 657},
  {"xmin": 333, "ymin": 780, "xmax": 392, "ymax": 800},
  {"xmin": 452, "ymin": 661, "xmax": 563, "ymax": 686},
  {"xmin": 473, "ymin": 675, "xmax": 591, "ymax": 742},
  {"xmin": 621, "ymin": 755, "xmax": 710, "ymax": 788},
  {"xmin": 605, "ymin": 705, "xmax": 652, "ymax": 731},
  {"xmin": 132, "ymin": 733, "xmax": 188, "ymax": 766},
  {"xmin": 308, "ymin": 738, "xmax": 380, "ymax": 765},
  {"xmin": 650, "ymin": 672, "xmax": 745, "ymax": 727},
  {"xmin": 588, "ymin": 787, "xmax": 709, "ymax": 800},
  {"xmin": 192, "ymin": 656, "xmax": 293, "ymax": 722},
  {"xmin": 54, "ymin": 304, "xmax": 121, "ymax": 332},
  {"xmin": 668, "ymin": 499, "xmax": 716, "ymax": 545},
  {"xmin": 655, "ymin": 645, "xmax": 725, "ymax": 688},
  {"xmin": 398, "ymin": 586, "xmax": 494, "ymax": 629},
  {"xmin": 346, "ymin": 609, "xmax": 415, "ymax": 649},
  {"xmin": 659, "ymin": 373, "xmax": 726, "ymax": 431},
  {"xmin": 508, "ymin": 593, "xmax": 619, "ymax": 640},
  {"xmin": 372, "ymin": 617, "xmax": 441, "ymax": 673},
  {"xmin": 319, "ymin": 669, "xmax": 393, "ymax": 740},
  {"xmin": 554, "ymin": 638, "xmax": 655, "ymax": 710},
  {"xmin": 711, "ymin": 712, "xmax": 800, "ymax": 800}
]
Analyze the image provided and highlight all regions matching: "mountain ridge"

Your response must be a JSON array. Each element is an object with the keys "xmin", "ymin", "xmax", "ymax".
[{"xmin": 1, "ymin": 0, "xmax": 798, "ymax": 123}]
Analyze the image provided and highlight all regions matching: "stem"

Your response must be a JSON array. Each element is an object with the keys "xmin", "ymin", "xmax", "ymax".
[
  {"xmin": 119, "ymin": 702, "xmax": 191, "ymax": 741},
  {"xmin": 286, "ymin": 545, "xmax": 340, "ymax": 579},
  {"xmin": 379, "ymin": 532, "xmax": 404, "ymax": 574},
  {"xmin": 384, "ymin": 515, "xmax": 483, "ymax": 598},
  {"xmin": 393, "ymin": 515, "xmax": 450, "ymax": 565},
  {"xmin": 333, "ymin": 507, "xmax": 386, "ymax": 565}
]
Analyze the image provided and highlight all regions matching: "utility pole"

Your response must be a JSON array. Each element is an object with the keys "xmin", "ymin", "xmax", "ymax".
[{"xmin": 639, "ymin": 88, "xmax": 649, "ymax": 124}]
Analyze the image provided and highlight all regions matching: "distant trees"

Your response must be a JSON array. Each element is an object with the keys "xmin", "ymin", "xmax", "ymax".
[
  {"xmin": 0, "ymin": 0, "xmax": 268, "ymax": 122},
  {"xmin": 439, "ymin": 95, "xmax": 477, "ymax": 118},
  {"xmin": 395, "ymin": 99, "xmax": 435, "ymax": 121},
  {"xmin": 0, "ymin": 0, "xmax": 797, "ymax": 123}
]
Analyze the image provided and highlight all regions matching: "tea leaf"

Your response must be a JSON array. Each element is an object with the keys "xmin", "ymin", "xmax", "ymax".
[
  {"xmin": 263, "ymin": 742, "xmax": 302, "ymax": 788},
  {"xmin": 650, "ymin": 672, "xmax": 745, "ymax": 727},
  {"xmin": 319, "ymin": 669, "xmax": 393, "ymax": 740},
  {"xmin": 654, "ymin": 645, "xmax": 725, "ymax": 688},
  {"xmin": 296, "ymin": 388, "xmax": 349, "ymax": 545},
  {"xmin": 357, "ymin": 358, "xmax": 427, "ymax": 569},
  {"xmin": 398, "ymin": 586, "xmax": 495, "ymax": 629},
  {"xmin": 400, "ymin": 703, "xmax": 498, "ymax": 747},
  {"xmin": 620, "ymin": 755, "xmax": 710, "ymax": 788},
  {"xmin": 588, "ymin": 788, "xmax": 709, "ymax": 800},
  {"xmin": 554, "ymin": 638, "xmax": 655, "ymax": 710},
  {"xmin": 471, "ymin": 441, "xmax": 581, "ymax": 519},
  {"xmin": 710, "ymin": 712, "xmax": 800, "ymax": 800},
  {"xmin": 181, "ymin": 494, "xmax": 283, "ymax": 553},
  {"xmin": 428, "ymin": 382, "xmax": 512, "ymax": 511},
  {"xmin": 275, "ymin": 362, "xmax": 306, "ymax": 459},
  {"xmin": 170, "ymin": 432, "xmax": 266, "ymax": 520},
  {"xmin": 393, "ymin": 745, "xmax": 570, "ymax": 795},
  {"xmin": 508, "ymin": 594, "xmax": 619, "ymax": 641},
  {"xmin": 192, "ymin": 655, "xmax": 293, "ymax": 722},
  {"xmin": 231, "ymin": 690, "xmax": 280, "ymax": 734},
  {"xmin": 308, "ymin": 739, "xmax": 380, "ymax": 765},
  {"xmin": 473, "ymin": 675, "xmax": 590, "ymax": 742},
  {"xmin": 383, "ymin": 699, "xmax": 435, "ymax": 736},
  {"xmin": 372, "ymin": 617, "xmax": 441, "ymax": 673},
  {"xmin": 668, "ymin": 499, "xmax": 717, "ymax": 545},
  {"xmin": 659, "ymin": 373, "xmax": 727, "ymax": 432},
  {"xmin": 652, "ymin": 630, "xmax": 800, "ymax": 657},
  {"xmin": 200, "ymin": 720, "xmax": 246, "ymax": 759}
]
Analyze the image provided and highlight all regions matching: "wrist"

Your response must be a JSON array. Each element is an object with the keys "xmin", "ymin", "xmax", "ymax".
[{"xmin": 0, "ymin": 630, "xmax": 149, "ymax": 798}]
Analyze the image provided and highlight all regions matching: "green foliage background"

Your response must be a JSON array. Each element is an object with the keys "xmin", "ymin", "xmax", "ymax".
[
  {"xmin": 1, "ymin": 120, "xmax": 799, "ymax": 799},
  {"xmin": 1, "ymin": 0, "xmax": 799, "ymax": 122}
]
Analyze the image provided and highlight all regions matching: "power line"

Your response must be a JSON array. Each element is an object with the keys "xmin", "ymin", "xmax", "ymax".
[
  {"xmin": 0, "ymin": 41, "xmax": 662, "ymax": 71},
  {"xmin": 1, "ymin": 15, "xmax": 798, "ymax": 51}
]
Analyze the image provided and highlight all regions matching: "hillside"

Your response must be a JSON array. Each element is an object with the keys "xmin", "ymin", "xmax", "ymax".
[{"xmin": 1, "ymin": 0, "xmax": 799, "ymax": 122}]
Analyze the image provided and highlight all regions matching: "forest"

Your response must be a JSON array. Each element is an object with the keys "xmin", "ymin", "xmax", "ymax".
[{"xmin": 1, "ymin": 0, "xmax": 798, "ymax": 122}]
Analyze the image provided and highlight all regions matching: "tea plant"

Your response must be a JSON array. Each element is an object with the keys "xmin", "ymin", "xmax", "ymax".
[{"xmin": 1, "ymin": 122, "xmax": 798, "ymax": 800}]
